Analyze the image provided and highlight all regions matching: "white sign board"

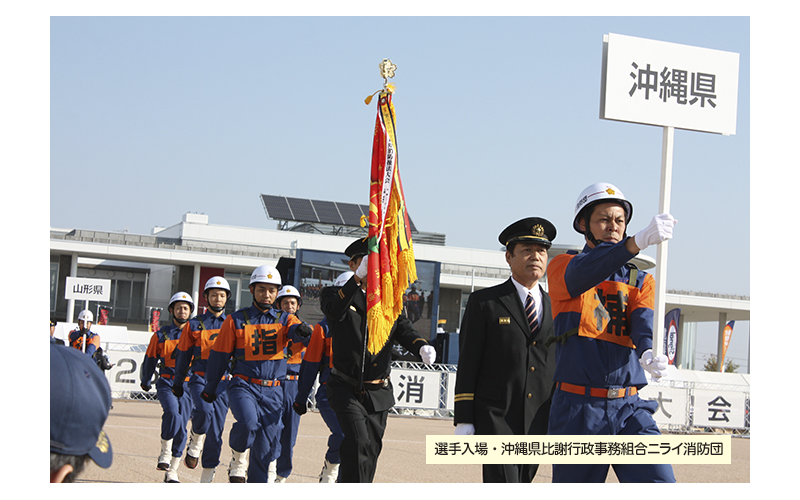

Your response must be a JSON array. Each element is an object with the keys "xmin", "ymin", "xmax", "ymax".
[
  {"xmin": 445, "ymin": 372, "xmax": 457, "ymax": 411},
  {"xmin": 391, "ymin": 368, "xmax": 441, "ymax": 409},
  {"xmin": 600, "ymin": 33, "xmax": 740, "ymax": 135},
  {"xmin": 693, "ymin": 389, "xmax": 747, "ymax": 429},
  {"xmin": 106, "ymin": 349, "xmax": 151, "ymax": 393},
  {"xmin": 639, "ymin": 384, "xmax": 688, "ymax": 427},
  {"xmin": 65, "ymin": 276, "xmax": 112, "ymax": 302}
]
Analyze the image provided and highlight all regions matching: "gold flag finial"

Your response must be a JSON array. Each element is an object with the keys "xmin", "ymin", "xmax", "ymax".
[
  {"xmin": 366, "ymin": 59, "xmax": 397, "ymax": 105},
  {"xmin": 379, "ymin": 58, "xmax": 397, "ymax": 85}
]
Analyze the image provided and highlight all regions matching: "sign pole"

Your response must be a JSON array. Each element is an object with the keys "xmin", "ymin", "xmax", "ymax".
[
  {"xmin": 82, "ymin": 299, "xmax": 89, "ymax": 353},
  {"xmin": 652, "ymin": 125, "xmax": 674, "ymax": 358}
]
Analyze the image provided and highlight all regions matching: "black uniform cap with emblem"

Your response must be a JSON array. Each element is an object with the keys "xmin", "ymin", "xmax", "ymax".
[
  {"xmin": 344, "ymin": 236, "xmax": 369, "ymax": 261},
  {"xmin": 498, "ymin": 217, "xmax": 556, "ymax": 250}
]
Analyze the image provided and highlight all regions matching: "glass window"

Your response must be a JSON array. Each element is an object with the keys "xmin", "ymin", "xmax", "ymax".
[
  {"xmin": 50, "ymin": 261, "xmax": 59, "ymax": 313},
  {"xmin": 131, "ymin": 281, "xmax": 145, "ymax": 320}
]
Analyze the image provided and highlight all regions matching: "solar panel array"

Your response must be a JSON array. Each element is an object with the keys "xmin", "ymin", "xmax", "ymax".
[{"xmin": 261, "ymin": 194, "xmax": 417, "ymax": 232}]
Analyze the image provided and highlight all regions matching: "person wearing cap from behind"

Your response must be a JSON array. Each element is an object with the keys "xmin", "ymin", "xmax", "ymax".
[
  {"xmin": 172, "ymin": 277, "xmax": 232, "ymax": 483},
  {"xmin": 546, "ymin": 182, "xmax": 676, "ymax": 483},
  {"xmin": 321, "ymin": 237, "xmax": 436, "ymax": 483},
  {"xmin": 139, "ymin": 291, "xmax": 196, "ymax": 482},
  {"xmin": 50, "ymin": 342, "xmax": 113, "ymax": 482},
  {"xmin": 453, "ymin": 217, "xmax": 558, "ymax": 483},
  {"xmin": 68, "ymin": 310, "xmax": 100, "ymax": 356},
  {"xmin": 199, "ymin": 265, "xmax": 313, "ymax": 483}
]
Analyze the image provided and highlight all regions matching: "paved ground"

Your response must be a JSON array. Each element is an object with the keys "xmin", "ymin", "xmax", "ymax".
[{"xmin": 75, "ymin": 399, "xmax": 749, "ymax": 484}]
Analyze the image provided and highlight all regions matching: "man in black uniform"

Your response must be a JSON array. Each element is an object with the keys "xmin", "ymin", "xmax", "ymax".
[
  {"xmin": 321, "ymin": 237, "xmax": 436, "ymax": 483},
  {"xmin": 453, "ymin": 217, "xmax": 558, "ymax": 483}
]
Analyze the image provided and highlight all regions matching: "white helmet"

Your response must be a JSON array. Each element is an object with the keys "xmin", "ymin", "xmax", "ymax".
[
  {"xmin": 168, "ymin": 291, "xmax": 195, "ymax": 313},
  {"xmin": 276, "ymin": 285, "xmax": 302, "ymax": 308},
  {"xmin": 334, "ymin": 271, "xmax": 354, "ymax": 287},
  {"xmin": 573, "ymin": 182, "xmax": 634, "ymax": 233},
  {"xmin": 77, "ymin": 310, "xmax": 94, "ymax": 323},
  {"xmin": 249, "ymin": 265, "xmax": 282, "ymax": 288},
  {"xmin": 204, "ymin": 276, "xmax": 231, "ymax": 295}
]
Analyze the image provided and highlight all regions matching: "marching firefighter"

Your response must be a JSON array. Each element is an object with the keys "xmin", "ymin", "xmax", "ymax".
[
  {"xmin": 172, "ymin": 276, "xmax": 232, "ymax": 483},
  {"xmin": 199, "ymin": 265, "xmax": 313, "ymax": 483},
  {"xmin": 546, "ymin": 182, "xmax": 677, "ymax": 483},
  {"xmin": 140, "ymin": 292, "xmax": 195, "ymax": 483},
  {"xmin": 293, "ymin": 271, "xmax": 353, "ymax": 483}
]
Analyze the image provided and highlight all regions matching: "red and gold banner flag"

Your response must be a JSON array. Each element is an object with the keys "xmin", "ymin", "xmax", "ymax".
[{"xmin": 366, "ymin": 90, "xmax": 417, "ymax": 354}]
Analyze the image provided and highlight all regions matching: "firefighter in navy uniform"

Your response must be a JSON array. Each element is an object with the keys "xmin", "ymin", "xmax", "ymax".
[
  {"xmin": 293, "ymin": 271, "xmax": 353, "ymax": 483},
  {"xmin": 321, "ymin": 237, "xmax": 436, "ymax": 483},
  {"xmin": 172, "ymin": 276, "xmax": 232, "ymax": 483},
  {"xmin": 453, "ymin": 217, "xmax": 558, "ymax": 483},
  {"xmin": 68, "ymin": 310, "xmax": 101, "ymax": 356},
  {"xmin": 267, "ymin": 285, "xmax": 307, "ymax": 483},
  {"xmin": 546, "ymin": 182, "xmax": 676, "ymax": 483},
  {"xmin": 139, "ymin": 292, "xmax": 195, "ymax": 483},
  {"xmin": 199, "ymin": 265, "xmax": 313, "ymax": 483}
]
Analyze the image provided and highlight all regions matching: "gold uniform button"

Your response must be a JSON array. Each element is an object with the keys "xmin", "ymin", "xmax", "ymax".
[
  {"xmin": 529, "ymin": 366, "xmax": 535, "ymax": 372},
  {"xmin": 527, "ymin": 393, "xmax": 532, "ymax": 399},
  {"xmin": 532, "ymin": 341, "xmax": 537, "ymax": 346}
]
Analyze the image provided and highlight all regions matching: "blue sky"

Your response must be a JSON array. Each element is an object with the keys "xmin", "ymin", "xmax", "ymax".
[
  {"xmin": 48, "ymin": 16, "xmax": 750, "ymax": 295},
  {"xmin": 44, "ymin": 15, "xmax": 752, "ymax": 370}
]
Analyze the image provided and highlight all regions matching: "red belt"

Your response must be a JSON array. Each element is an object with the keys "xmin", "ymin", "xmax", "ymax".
[
  {"xmin": 285, "ymin": 375, "xmax": 299, "ymax": 381},
  {"xmin": 234, "ymin": 374, "xmax": 281, "ymax": 387},
  {"xmin": 558, "ymin": 381, "xmax": 637, "ymax": 399},
  {"xmin": 194, "ymin": 371, "xmax": 230, "ymax": 381},
  {"xmin": 160, "ymin": 373, "xmax": 190, "ymax": 382}
]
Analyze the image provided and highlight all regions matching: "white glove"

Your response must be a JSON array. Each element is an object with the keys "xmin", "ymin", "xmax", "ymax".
[
  {"xmin": 355, "ymin": 256, "xmax": 368, "ymax": 280},
  {"xmin": 639, "ymin": 349, "xmax": 669, "ymax": 382},
  {"xmin": 419, "ymin": 345, "xmax": 436, "ymax": 364},
  {"xmin": 454, "ymin": 423, "xmax": 475, "ymax": 436},
  {"xmin": 633, "ymin": 214, "xmax": 677, "ymax": 251}
]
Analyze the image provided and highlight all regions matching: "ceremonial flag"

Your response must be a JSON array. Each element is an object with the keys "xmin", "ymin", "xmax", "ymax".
[
  {"xmin": 365, "ymin": 90, "xmax": 417, "ymax": 354},
  {"xmin": 663, "ymin": 308, "xmax": 680, "ymax": 365},
  {"xmin": 719, "ymin": 320, "xmax": 735, "ymax": 372}
]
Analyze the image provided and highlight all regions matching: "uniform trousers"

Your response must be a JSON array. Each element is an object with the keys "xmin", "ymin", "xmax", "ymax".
[
  {"xmin": 226, "ymin": 379, "xmax": 284, "ymax": 482},
  {"xmin": 327, "ymin": 375, "xmax": 387, "ymax": 483},
  {"xmin": 188, "ymin": 376, "xmax": 230, "ymax": 468},
  {"xmin": 156, "ymin": 383, "xmax": 193, "ymax": 457},
  {"xmin": 316, "ymin": 383, "xmax": 344, "ymax": 465},
  {"xmin": 275, "ymin": 378, "xmax": 301, "ymax": 478},
  {"xmin": 483, "ymin": 463, "xmax": 539, "ymax": 483},
  {"xmin": 548, "ymin": 389, "xmax": 676, "ymax": 483}
]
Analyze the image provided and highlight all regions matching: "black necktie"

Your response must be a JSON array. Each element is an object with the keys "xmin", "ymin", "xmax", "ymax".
[{"xmin": 525, "ymin": 294, "xmax": 539, "ymax": 333}]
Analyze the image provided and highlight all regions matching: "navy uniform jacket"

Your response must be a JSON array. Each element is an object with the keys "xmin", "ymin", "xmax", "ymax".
[
  {"xmin": 320, "ymin": 275, "xmax": 430, "ymax": 413},
  {"xmin": 454, "ymin": 279, "xmax": 556, "ymax": 436}
]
